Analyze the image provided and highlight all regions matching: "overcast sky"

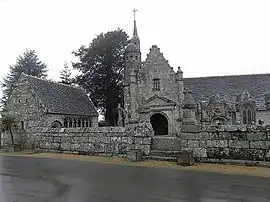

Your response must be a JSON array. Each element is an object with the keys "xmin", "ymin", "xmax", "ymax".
[{"xmin": 1, "ymin": 0, "xmax": 270, "ymax": 86}]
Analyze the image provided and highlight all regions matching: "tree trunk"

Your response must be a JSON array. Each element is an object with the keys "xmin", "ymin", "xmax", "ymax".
[{"xmin": 9, "ymin": 128, "xmax": 14, "ymax": 146}]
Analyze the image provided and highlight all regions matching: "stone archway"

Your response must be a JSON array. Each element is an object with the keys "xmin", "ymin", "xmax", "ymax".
[{"xmin": 150, "ymin": 113, "xmax": 168, "ymax": 135}]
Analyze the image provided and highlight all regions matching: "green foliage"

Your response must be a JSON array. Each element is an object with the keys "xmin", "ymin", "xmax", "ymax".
[
  {"xmin": 59, "ymin": 62, "xmax": 73, "ymax": 85},
  {"xmin": 0, "ymin": 116, "xmax": 17, "ymax": 145},
  {"xmin": 1, "ymin": 49, "xmax": 48, "ymax": 106},
  {"xmin": 72, "ymin": 29, "xmax": 129, "ymax": 126}
]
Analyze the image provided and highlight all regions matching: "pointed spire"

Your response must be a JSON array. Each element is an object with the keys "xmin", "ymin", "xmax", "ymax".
[
  {"xmin": 133, "ymin": 20, "xmax": 138, "ymax": 37},
  {"xmin": 133, "ymin": 8, "xmax": 138, "ymax": 37}
]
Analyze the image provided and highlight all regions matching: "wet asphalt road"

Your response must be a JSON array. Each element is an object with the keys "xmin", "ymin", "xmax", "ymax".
[{"xmin": 0, "ymin": 156, "xmax": 270, "ymax": 202}]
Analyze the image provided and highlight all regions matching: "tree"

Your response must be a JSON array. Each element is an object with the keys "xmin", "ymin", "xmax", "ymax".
[
  {"xmin": 72, "ymin": 29, "xmax": 129, "ymax": 126},
  {"xmin": 1, "ymin": 49, "xmax": 48, "ymax": 107},
  {"xmin": 59, "ymin": 62, "xmax": 72, "ymax": 85},
  {"xmin": 0, "ymin": 116, "xmax": 17, "ymax": 146}
]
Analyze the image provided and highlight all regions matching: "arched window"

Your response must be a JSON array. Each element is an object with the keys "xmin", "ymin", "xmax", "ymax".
[
  {"xmin": 242, "ymin": 105, "xmax": 255, "ymax": 124},
  {"xmin": 51, "ymin": 121, "xmax": 62, "ymax": 128}
]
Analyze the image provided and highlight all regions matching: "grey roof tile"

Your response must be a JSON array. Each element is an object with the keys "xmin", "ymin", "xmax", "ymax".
[
  {"xmin": 22, "ymin": 74, "xmax": 98, "ymax": 116},
  {"xmin": 183, "ymin": 73, "xmax": 270, "ymax": 110}
]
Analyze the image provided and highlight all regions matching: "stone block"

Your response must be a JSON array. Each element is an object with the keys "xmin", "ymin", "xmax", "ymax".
[
  {"xmin": 142, "ymin": 137, "xmax": 151, "ymax": 145},
  {"xmin": 206, "ymin": 148, "xmax": 230, "ymax": 159},
  {"xmin": 187, "ymin": 140, "xmax": 199, "ymax": 148},
  {"xmin": 181, "ymin": 140, "xmax": 188, "ymax": 147},
  {"xmin": 134, "ymin": 137, "xmax": 143, "ymax": 145},
  {"xmin": 207, "ymin": 140, "xmax": 228, "ymax": 148},
  {"xmin": 199, "ymin": 140, "xmax": 207, "ymax": 148},
  {"xmin": 231, "ymin": 132, "xmax": 247, "ymax": 141},
  {"xmin": 250, "ymin": 141, "xmax": 270, "ymax": 149},
  {"xmin": 151, "ymin": 137, "xmax": 181, "ymax": 151},
  {"xmin": 193, "ymin": 148, "xmax": 207, "ymax": 158},
  {"xmin": 228, "ymin": 140, "xmax": 249, "ymax": 149},
  {"xmin": 127, "ymin": 149, "xmax": 142, "ymax": 162},
  {"xmin": 177, "ymin": 150, "xmax": 194, "ymax": 166},
  {"xmin": 181, "ymin": 125, "xmax": 200, "ymax": 133},
  {"xmin": 122, "ymin": 137, "xmax": 133, "ymax": 144},
  {"xmin": 247, "ymin": 132, "xmax": 266, "ymax": 140},
  {"xmin": 223, "ymin": 125, "xmax": 238, "ymax": 131},
  {"xmin": 60, "ymin": 143, "xmax": 71, "ymax": 151},
  {"xmin": 51, "ymin": 143, "xmax": 60, "ymax": 150}
]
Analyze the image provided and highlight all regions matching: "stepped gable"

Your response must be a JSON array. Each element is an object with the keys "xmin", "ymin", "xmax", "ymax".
[
  {"xmin": 143, "ymin": 45, "xmax": 172, "ymax": 67},
  {"xmin": 21, "ymin": 73, "xmax": 98, "ymax": 116},
  {"xmin": 183, "ymin": 73, "xmax": 270, "ymax": 110}
]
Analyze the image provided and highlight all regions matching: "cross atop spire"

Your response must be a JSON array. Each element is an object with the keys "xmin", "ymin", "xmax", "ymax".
[{"xmin": 133, "ymin": 8, "xmax": 137, "ymax": 21}]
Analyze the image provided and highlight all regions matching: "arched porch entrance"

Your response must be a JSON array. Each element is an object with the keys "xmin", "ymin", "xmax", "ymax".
[{"xmin": 150, "ymin": 113, "xmax": 168, "ymax": 135}]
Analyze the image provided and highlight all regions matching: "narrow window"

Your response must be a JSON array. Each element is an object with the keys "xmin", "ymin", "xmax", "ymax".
[
  {"xmin": 153, "ymin": 78, "xmax": 160, "ymax": 91},
  {"xmin": 64, "ymin": 118, "xmax": 68, "ymax": 128},
  {"xmin": 21, "ymin": 121, "xmax": 24, "ymax": 130},
  {"xmin": 243, "ymin": 110, "xmax": 247, "ymax": 124},
  {"xmin": 89, "ymin": 120, "xmax": 92, "ymax": 127},
  {"xmin": 18, "ymin": 99, "xmax": 21, "ymax": 103},
  {"xmin": 85, "ymin": 120, "xmax": 89, "ymax": 128},
  {"xmin": 78, "ymin": 119, "xmax": 81, "ymax": 127},
  {"xmin": 247, "ymin": 109, "xmax": 252, "ymax": 124},
  {"xmin": 68, "ymin": 119, "xmax": 72, "ymax": 127},
  {"xmin": 82, "ymin": 119, "xmax": 85, "ymax": 128}
]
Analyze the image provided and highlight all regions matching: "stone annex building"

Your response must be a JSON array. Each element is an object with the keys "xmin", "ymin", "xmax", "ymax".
[
  {"xmin": 4, "ymin": 73, "xmax": 98, "ymax": 132},
  {"xmin": 123, "ymin": 17, "xmax": 270, "ymax": 136}
]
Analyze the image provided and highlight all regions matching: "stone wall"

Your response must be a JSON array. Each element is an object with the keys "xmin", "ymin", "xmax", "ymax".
[
  {"xmin": 178, "ymin": 125, "xmax": 270, "ymax": 161},
  {"xmin": 15, "ymin": 122, "xmax": 154, "ymax": 157}
]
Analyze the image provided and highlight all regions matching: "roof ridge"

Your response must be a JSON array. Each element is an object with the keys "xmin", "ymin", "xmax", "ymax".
[
  {"xmin": 183, "ymin": 73, "xmax": 270, "ymax": 79},
  {"xmin": 21, "ymin": 73, "xmax": 82, "ymax": 91}
]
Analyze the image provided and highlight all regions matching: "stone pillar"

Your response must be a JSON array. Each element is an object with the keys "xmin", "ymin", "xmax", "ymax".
[
  {"xmin": 181, "ymin": 89, "xmax": 199, "ymax": 132},
  {"xmin": 92, "ymin": 116, "xmax": 98, "ymax": 127}
]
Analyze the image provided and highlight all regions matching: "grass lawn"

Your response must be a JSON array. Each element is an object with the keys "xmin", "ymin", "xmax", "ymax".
[{"xmin": 1, "ymin": 151, "xmax": 270, "ymax": 178}]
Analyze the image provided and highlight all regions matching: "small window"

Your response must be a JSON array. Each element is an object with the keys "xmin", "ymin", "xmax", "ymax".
[
  {"xmin": 18, "ymin": 99, "xmax": 21, "ymax": 103},
  {"xmin": 135, "ymin": 55, "xmax": 138, "ymax": 60},
  {"xmin": 21, "ymin": 121, "xmax": 24, "ymax": 130},
  {"xmin": 153, "ymin": 78, "xmax": 160, "ymax": 91},
  {"xmin": 25, "ymin": 99, "xmax": 28, "ymax": 103}
]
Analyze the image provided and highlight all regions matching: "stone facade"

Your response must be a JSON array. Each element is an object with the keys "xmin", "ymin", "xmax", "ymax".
[
  {"xmin": 123, "ymin": 17, "xmax": 270, "ymax": 137},
  {"xmin": 124, "ymin": 20, "xmax": 184, "ymax": 136}
]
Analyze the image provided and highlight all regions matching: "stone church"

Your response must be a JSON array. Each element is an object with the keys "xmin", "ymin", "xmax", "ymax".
[{"xmin": 123, "ymin": 17, "xmax": 270, "ymax": 136}]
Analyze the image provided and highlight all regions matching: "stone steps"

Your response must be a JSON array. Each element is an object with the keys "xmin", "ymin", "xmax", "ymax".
[
  {"xmin": 143, "ymin": 155, "xmax": 176, "ymax": 161},
  {"xmin": 149, "ymin": 150, "xmax": 180, "ymax": 158}
]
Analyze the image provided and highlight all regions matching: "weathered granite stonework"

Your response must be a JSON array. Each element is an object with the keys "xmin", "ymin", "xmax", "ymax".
[
  {"xmin": 7, "ymin": 122, "xmax": 154, "ymax": 157},
  {"xmin": 178, "ymin": 125, "xmax": 270, "ymax": 161}
]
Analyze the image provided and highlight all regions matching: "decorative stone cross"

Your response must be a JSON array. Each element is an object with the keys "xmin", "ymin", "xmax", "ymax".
[{"xmin": 133, "ymin": 8, "xmax": 137, "ymax": 21}]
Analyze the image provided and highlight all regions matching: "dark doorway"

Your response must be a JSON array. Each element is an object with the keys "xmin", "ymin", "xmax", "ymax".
[{"xmin": 150, "ymin": 113, "xmax": 168, "ymax": 135}]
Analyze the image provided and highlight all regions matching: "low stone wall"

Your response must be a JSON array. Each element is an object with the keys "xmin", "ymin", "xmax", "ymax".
[
  {"xmin": 178, "ymin": 125, "xmax": 270, "ymax": 161},
  {"xmin": 20, "ymin": 122, "xmax": 154, "ymax": 157}
]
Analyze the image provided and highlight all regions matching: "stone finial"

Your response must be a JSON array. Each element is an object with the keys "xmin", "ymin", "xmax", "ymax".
[{"xmin": 183, "ymin": 89, "xmax": 196, "ymax": 109}]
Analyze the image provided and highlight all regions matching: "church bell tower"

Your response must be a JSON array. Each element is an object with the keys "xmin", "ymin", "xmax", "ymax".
[{"xmin": 124, "ymin": 9, "xmax": 141, "ymax": 124}]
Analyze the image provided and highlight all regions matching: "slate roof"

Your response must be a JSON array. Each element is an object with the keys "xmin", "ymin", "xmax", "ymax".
[
  {"xmin": 21, "ymin": 74, "xmax": 98, "ymax": 116},
  {"xmin": 183, "ymin": 73, "xmax": 270, "ymax": 110}
]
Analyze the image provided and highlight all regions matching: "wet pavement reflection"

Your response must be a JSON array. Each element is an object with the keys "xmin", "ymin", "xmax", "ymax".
[{"xmin": 0, "ymin": 155, "xmax": 270, "ymax": 202}]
